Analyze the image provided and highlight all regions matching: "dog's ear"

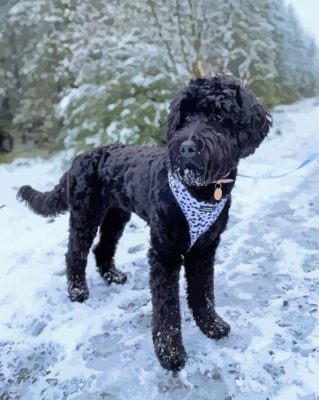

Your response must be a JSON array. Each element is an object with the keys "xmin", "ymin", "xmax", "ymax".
[
  {"xmin": 164, "ymin": 91, "xmax": 189, "ymax": 142},
  {"xmin": 235, "ymin": 86, "xmax": 272, "ymax": 158}
]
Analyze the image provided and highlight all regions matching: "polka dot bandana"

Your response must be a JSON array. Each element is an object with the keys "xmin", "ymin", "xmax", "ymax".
[{"xmin": 168, "ymin": 171, "xmax": 228, "ymax": 248}]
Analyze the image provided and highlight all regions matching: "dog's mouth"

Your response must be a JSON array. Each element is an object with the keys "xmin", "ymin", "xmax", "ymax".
[
  {"xmin": 169, "ymin": 164, "xmax": 225, "ymax": 186},
  {"xmin": 173, "ymin": 166, "xmax": 207, "ymax": 186},
  {"xmin": 169, "ymin": 158, "xmax": 233, "ymax": 187}
]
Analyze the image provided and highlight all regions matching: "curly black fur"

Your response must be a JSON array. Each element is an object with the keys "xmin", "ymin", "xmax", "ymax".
[{"xmin": 17, "ymin": 75, "xmax": 272, "ymax": 371}]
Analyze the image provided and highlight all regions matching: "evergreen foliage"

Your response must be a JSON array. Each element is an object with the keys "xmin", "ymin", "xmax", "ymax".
[{"xmin": 0, "ymin": 0, "xmax": 318, "ymax": 156}]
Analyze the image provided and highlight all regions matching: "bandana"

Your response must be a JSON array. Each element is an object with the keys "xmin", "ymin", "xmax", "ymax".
[{"xmin": 168, "ymin": 171, "xmax": 228, "ymax": 248}]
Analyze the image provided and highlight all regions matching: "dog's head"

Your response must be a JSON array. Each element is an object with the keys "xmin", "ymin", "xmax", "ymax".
[{"xmin": 165, "ymin": 75, "xmax": 272, "ymax": 186}]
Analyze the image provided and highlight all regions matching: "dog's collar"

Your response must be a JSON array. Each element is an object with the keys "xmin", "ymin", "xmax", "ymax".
[
  {"xmin": 213, "ymin": 177, "xmax": 234, "ymax": 184},
  {"xmin": 168, "ymin": 171, "xmax": 228, "ymax": 248}
]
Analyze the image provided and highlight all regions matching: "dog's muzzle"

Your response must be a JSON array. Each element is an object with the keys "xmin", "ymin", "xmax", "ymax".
[
  {"xmin": 180, "ymin": 139, "xmax": 197, "ymax": 157},
  {"xmin": 180, "ymin": 138, "xmax": 203, "ymax": 158}
]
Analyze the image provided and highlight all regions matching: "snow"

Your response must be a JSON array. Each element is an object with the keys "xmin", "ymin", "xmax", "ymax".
[{"xmin": 1, "ymin": 98, "xmax": 319, "ymax": 399}]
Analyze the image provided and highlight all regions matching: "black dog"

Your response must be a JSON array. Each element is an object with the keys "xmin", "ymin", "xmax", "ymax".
[{"xmin": 18, "ymin": 75, "xmax": 271, "ymax": 371}]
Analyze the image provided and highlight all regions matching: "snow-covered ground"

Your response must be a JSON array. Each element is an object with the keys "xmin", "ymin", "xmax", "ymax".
[{"xmin": 1, "ymin": 98, "xmax": 319, "ymax": 400}]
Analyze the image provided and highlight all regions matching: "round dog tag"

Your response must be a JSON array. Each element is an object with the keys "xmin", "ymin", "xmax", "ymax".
[{"xmin": 214, "ymin": 183, "xmax": 222, "ymax": 201}]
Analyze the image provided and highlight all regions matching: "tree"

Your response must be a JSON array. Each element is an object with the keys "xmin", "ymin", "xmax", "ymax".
[{"xmin": 0, "ymin": 0, "xmax": 318, "ymax": 157}]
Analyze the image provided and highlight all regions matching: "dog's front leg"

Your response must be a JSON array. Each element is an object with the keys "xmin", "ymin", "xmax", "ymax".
[
  {"xmin": 184, "ymin": 244, "xmax": 230, "ymax": 340},
  {"xmin": 148, "ymin": 247, "xmax": 186, "ymax": 371}
]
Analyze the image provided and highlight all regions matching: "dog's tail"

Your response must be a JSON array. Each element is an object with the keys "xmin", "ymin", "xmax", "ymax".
[{"xmin": 17, "ymin": 173, "xmax": 68, "ymax": 217}]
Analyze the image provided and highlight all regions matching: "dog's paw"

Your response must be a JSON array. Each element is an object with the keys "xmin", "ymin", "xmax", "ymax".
[
  {"xmin": 102, "ymin": 266, "xmax": 127, "ymax": 285},
  {"xmin": 68, "ymin": 282, "xmax": 89, "ymax": 302},
  {"xmin": 154, "ymin": 338, "xmax": 187, "ymax": 371},
  {"xmin": 197, "ymin": 313, "xmax": 231, "ymax": 340}
]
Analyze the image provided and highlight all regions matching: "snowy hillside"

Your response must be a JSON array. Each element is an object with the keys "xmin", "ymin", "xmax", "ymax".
[{"xmin": 1, "ymin": 98, "xmax": 319, "ymax": 400}]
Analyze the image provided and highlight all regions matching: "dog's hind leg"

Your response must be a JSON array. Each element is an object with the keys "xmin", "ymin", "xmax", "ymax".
[
  {"xmin": 184, "ymin": 243, "xmax": 230, "ymax": 340},
  {"xmin": 66, "ymin": 208, "xmax": 100, "ymax": 302},
  {"xmin": 93, "ymin": 207, "xmax": 131, "ymax": 285}
]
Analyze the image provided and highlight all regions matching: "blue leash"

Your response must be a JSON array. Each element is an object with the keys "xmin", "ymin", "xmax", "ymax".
[{"xmin": 238, "ymin": 153, "xmax": 318, "ymax": 179}]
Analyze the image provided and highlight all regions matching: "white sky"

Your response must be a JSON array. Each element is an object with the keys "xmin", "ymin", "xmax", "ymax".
[{"xmin": 284, "ymin": 0, "xmax": 319, "ymax": 45}]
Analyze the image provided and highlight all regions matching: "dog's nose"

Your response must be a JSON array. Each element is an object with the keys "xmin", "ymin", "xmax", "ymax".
[{"xmin": 180, "ymin": 139, "xmax": 197, "ymax": 157}]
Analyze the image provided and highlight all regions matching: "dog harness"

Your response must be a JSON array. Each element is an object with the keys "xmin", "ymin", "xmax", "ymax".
[{"xmin": 168, "ymin": 171, "xmax": 228, "ymax": 248}]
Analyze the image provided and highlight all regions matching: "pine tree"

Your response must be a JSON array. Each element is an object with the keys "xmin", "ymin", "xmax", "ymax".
[
  {"xmin": 1, "ymin": 0, "xmax": 318, "ymax": 155},
  {"xmin": 0, "ymin": 0, "xmax": 74, "ymax": 152}
]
